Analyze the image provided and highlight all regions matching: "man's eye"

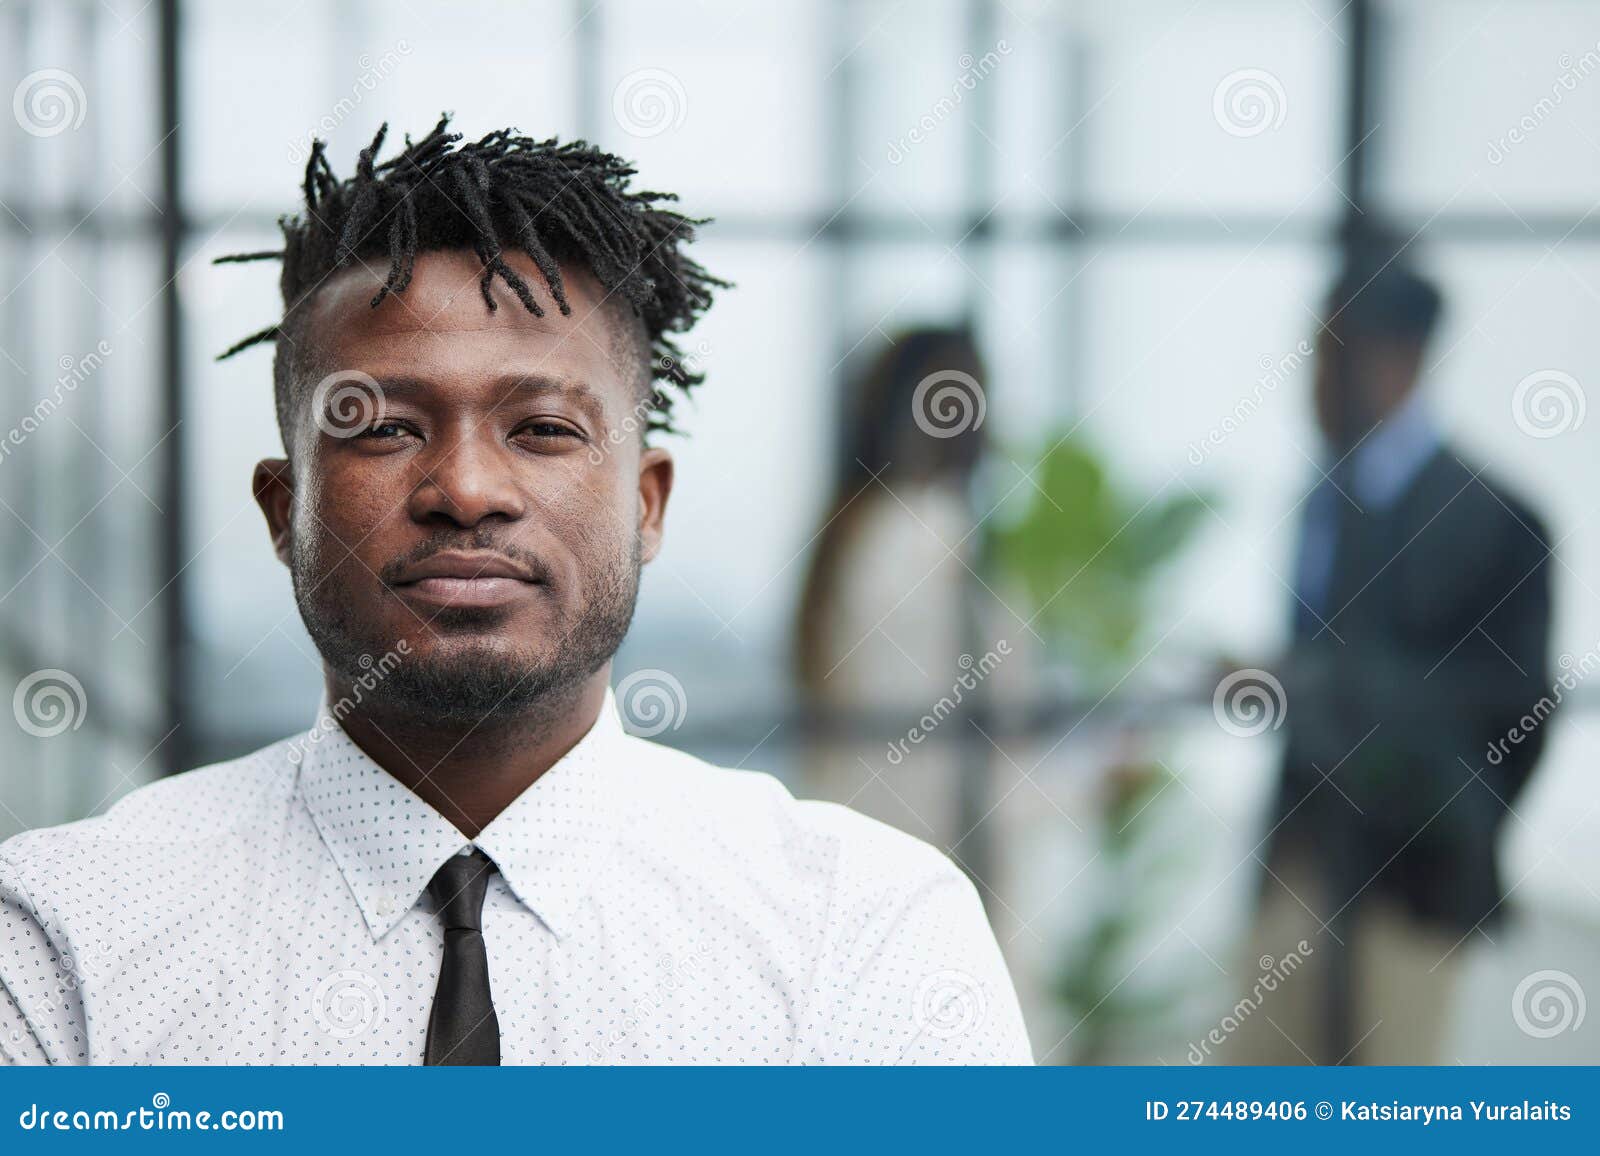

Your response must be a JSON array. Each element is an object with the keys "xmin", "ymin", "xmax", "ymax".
[
  {"xmin": 360, "ymin": 422, "xmax": 411, "ymax": 439},
  {"xmin": 520, "ymin": 422, "xmax": 578, "ymax": 439}
]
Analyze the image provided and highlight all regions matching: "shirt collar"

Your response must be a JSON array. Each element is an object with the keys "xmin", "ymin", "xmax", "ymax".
[
  {"xmin": 293, "ymin": 686, "xmax": 624, "ymax": 942},
  {"xmin": 1349, "ymin": 388, "xmax": 1440, "ymax": 509}
]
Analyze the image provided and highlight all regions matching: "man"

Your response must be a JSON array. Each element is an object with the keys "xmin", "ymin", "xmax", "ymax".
[
  {"xmin": 1230, "ymin": 257, "xmax": 1553, "ymax": 1064},
  {"xmin": 0, "ymin": 119, "xmax": 1030, "ymax": 1064}
]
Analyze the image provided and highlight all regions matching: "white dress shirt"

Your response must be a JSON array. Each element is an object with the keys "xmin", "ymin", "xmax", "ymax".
[{"xmin": 0, "ymin": 687, "xmax": 1031, "ymax": 1064}]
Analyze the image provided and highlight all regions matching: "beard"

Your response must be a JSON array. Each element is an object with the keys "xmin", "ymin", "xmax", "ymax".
[{"xmin": 292, "ymin": 530, "xmax": 641, "ymax": 727}]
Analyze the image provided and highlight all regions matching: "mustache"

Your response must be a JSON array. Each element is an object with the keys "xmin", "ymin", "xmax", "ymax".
[{"xmin": 378, "ymin": 531, "xmax": 551, "ymax": 585}]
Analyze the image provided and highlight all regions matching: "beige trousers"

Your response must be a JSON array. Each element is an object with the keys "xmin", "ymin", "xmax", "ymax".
[{"xmin": 1209, "ymin": 854, "xmax": 1464, "ymax": 1065}]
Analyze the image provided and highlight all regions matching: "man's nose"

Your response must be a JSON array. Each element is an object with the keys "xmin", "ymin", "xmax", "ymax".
[{"xmin": 407, "ymin": 431, "xmax": 529, "ymax": 528}]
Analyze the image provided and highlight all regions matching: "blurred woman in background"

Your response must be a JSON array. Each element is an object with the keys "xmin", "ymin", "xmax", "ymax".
[{"xmin": 794, "ymin": 327, "xmax": 990, "ymax": 847}]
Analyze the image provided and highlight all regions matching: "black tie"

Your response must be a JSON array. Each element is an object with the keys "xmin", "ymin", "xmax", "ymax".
[{"xmin": 424, "ymin": 849, "xmax": 501, "ymax": 1065}]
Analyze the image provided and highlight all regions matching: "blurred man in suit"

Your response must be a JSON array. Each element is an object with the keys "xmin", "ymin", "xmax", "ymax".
[{"xmin": 1228, "ymin": 258, "xmax": 1553, "ymax": 1064}]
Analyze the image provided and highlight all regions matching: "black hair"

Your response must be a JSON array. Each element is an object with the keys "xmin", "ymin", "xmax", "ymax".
[
  {"xmin": 1325, "ymin": 252, "xmax": 1443, "ymax": 345},
  {"xmin": 215, "ymin": 114, "xmax": 725, "ymax": 439},
  {"xmin": 834, "ymin": 325, "xmax": 986, "ymax": 491},
  {"xmin": 796, "ymin": 326, "xmax": 988, "ymax": 692}
]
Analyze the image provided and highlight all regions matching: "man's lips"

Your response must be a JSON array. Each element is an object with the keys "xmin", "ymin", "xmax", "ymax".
[{"xmin": 389, "ymin": 550, "xmax": 545, "ymax": 609}]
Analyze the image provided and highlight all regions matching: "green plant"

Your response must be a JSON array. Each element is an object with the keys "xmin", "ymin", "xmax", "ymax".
[
  {"xmin": 989, "ymin": 433, "xmax": 1208, "ymax": 681},
  {"xmin": 989, "ymin": 430, "xmax": 1210, "ymax": 1062},
  {"xmin": 1052, "ymin": 758, "xmax": 1194, "ymax": 1062}
]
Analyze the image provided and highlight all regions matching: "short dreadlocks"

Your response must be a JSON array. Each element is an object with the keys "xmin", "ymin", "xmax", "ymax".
[{"xmin": 216, "ymin": 114, "xmax": 724, "ymax": 441}]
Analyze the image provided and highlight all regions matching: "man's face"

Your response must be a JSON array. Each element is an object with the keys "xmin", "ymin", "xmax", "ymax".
[
  {"xmin": 254, "ymin": 249, "xmax": 673, "ymax": 723},
  {"xmin": 1312, "ymin": 320, "xmax": 1422, "ymax": 449}
]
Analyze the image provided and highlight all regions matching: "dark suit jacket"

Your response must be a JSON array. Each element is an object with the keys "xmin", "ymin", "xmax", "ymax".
[{"xmin": 1268, "ymin": 445, "xmax": 1553, "ymax": 933}]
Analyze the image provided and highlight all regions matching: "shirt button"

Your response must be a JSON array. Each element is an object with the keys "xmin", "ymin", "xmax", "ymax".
[{"xmin": 376, "ymin": 897, "xmax": 394, "ymax": 917}]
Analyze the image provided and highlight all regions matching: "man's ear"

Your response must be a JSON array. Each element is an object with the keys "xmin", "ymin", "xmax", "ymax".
[
  {"xmin": 253, "ymin": 458, "xmax": 295, "ymax": 567},
  {"xmin": 637, "ymin": 446, "xmax": 674, "ymax": 564}
]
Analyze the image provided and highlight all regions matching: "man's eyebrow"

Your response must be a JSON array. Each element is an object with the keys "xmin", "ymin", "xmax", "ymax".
[{"xmin": 370, "ymin": 373, "xmax": 607, "ymax": 419}]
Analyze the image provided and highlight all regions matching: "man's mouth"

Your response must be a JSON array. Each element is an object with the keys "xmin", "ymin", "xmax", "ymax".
[{"xmin": 389, "ymin": 550, "xmax": 546, "ymax": 609}]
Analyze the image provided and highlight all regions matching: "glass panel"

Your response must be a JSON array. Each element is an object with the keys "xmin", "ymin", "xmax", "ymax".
[
  {"xmin": 1375, "ymin": 0, "xmax": 1600, "ymax": 215},
  {"xmin": 1075, "ymin": 0, "xmax": 1345, "ymax": 217},
  {"xmin": 844, "ymin": 0, "xmax": 972, "ymax": 218},
  {"xmin": 354, "ymin": 0, "xmax": 578, "ymax": 157},
  {"xmin": 620, "ymin": 237, "xmax": 828, "ymax": 763},
  {"xmin": 181, "ymin": 1, "xmax": 340, "ymax": 214},
  {"xmin": 183, "ymin": 227, "xmax": 318, "ymax": 753},
  {"xmin": 94, "ymin": 0, "xmax": 161, "ymax": 215},
  {"xmin": 1075, "ymin": 241, "xmax": 1336, "ymax": 656},
  {"xmin": 1413, "ymin": 239, "xmax": 1600, "ymax": 938},
  {"xmin": 598, "ymin": 0, "xmax": 826, "ymax": 219}
]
